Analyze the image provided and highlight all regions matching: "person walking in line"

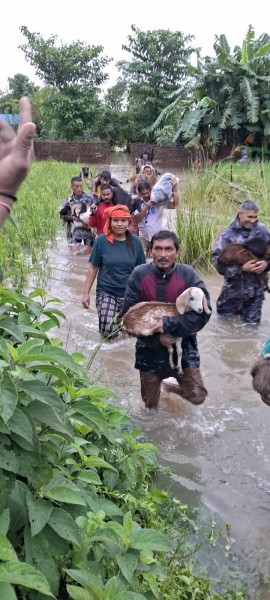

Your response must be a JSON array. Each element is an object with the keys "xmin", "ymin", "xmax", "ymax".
[
  {"xmin": 133, "ymin": 176, "xmax": 179, "ymax": 257},
  {"xmin": 212, "ymin": 200, "xmax": 270, "ymax": 325},
  {"xmin": 88, "ymin": 184, "xmax": 114, "ymax": 235},
  {"xmin": 82, "ymin": 205, "xmax": 145, "ymax": 338},
  {"xmin": 59, "ymin": 176, "xmax": 95, "ymax": 253}
]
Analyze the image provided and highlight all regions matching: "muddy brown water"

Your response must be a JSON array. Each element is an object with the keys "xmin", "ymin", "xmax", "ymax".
[{"xmin": 46, "ymin": 154, "xmax": 270, "ymax": 598}]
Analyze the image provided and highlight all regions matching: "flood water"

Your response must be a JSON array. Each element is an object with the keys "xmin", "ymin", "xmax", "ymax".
[{"xmin": 46, "ymin": 153, "xmax": 270, "ymax": 598}]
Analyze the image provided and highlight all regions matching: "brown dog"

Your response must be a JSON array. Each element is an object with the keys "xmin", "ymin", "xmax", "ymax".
[{"xmin": 218, "ymin": 243, "xmax": 270, "ymax": 266}]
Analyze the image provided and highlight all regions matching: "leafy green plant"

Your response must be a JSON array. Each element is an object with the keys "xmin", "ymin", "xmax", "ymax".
[{"xmin": 0, "ymin": 286, "xmax": 246, "ymax": 599}]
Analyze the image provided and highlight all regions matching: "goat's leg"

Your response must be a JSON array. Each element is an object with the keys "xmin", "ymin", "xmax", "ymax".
[
  {"xmin": 168, "ymin": 347, "xmax": 175, "ymax": 370},
  {"xmin": 174, "ymin": 339, "xmax": 182, "ymax": 373}
]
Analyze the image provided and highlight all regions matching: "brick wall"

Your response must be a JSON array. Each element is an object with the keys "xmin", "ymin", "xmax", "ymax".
[
  {"xmin": 130, "ymin": 144, "xmax": 233, "ymax": 169},
  {"xmin": 34, "ymin": 141, "xmax": 110, "ymax": 164}
]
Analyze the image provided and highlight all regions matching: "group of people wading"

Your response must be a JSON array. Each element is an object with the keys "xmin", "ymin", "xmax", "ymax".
[
  {"xmin": 59, "ymin": 154, "xmax": 270, "ymax": 410},
  {"xmin": 1, "ymin": 101, "xmax": 269, "ymax": 410}
]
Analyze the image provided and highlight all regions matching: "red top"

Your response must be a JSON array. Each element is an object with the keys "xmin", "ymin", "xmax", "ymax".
[{"xmin": 89, "ymin": 201, "xmax": 114, "ymax": 235}]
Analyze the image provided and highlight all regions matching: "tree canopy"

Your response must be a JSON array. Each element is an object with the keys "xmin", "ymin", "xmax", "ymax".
[{"xmin": 117, "ymin": 25, "xmax": 195, "ymax": 141}]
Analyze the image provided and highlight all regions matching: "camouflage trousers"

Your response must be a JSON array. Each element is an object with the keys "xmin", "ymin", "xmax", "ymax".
[{"xmin": 216, "ymin": 287, "xmax": 264, "ymax": 325}]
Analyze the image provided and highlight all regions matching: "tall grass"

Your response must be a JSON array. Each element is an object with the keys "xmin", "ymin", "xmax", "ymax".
[
  {"xmin": 176, "ymin": 161, "xmax": 270, "ymax": 270},
  {"xmin": 0, "ymin": 160, "xmax": 97, "ymax": 280}
]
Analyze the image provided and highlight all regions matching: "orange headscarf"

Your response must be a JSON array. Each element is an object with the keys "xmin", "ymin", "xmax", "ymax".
[{"xmin": 103, "ymin": 205, "xmax": 131, "ymax": 243}]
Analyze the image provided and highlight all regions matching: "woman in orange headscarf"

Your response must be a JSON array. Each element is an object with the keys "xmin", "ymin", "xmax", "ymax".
[{"xmin": 82, "ymin": 205, "xmax": 145, "ymax": 338}]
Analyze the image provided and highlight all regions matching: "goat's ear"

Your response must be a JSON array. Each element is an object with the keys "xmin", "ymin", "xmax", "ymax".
[
  {"xmin": 176, "ymin": 292, "xmax": 188, "ymax": 315},
  {"xmin": 203, "ymin": 295, "xmax": 212, "ymax": 314}
]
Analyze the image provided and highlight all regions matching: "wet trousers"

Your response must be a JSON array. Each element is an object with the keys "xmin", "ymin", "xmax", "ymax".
[
  {"xmin": 216, "ymin": 290, "xmax": 263, "ymax": 325},
  {"xmin": 139, "ymin": 367, "xmax": 207, "ymax": 408}
]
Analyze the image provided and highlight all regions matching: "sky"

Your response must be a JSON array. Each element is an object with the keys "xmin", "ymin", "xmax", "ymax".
[{"xmin": 1, "ymin": 0, "xmax": 269, "ymax": 93}]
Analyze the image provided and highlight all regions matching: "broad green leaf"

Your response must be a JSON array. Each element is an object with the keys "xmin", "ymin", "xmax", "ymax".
[
  {"xmin": 0, "ymin": 508, "xmax": 10, "ymax": 534},
  {"xmin": 20, "ymin": 345, "xmax": 82, "ymax": 374},
  {"xmin": 84, "ymin": 456, "xmax": 118, "ymax": 473},
  {"xmin": 38, "ymin": 319, "xmax": 60, "ymax": 333},
  {"xmin": 0, "ymin": 339, "xmax": 11, "ymax": 362},
  {"xmin": 43, "ymin": 308, "xmax": 66, "ymax": 319},
  {"xmin": 69, "ymin": 401, "xmax": 107, "ymax": 432},
  {"xmin": 17, "ymin": 338, "xmax": 44, "ymax": 359},
  {"xmin": 66, "ymin": 570, "xmax": 105, "ymax": 597},
  {"xmin": 142, "ymin": 572, "xmax": 160, "ymax": 598},
  {"xmin": 66, "ymin": 585, "xmax": 93, "ymax": 600},
  {"xmin": 0, "ymin": 532, "xmax": 18, "ymax": 562},
  {"xmin": 0, "ymin": 583, "xmax": 17, "ymax": 600},
  {"xmin": 116, "ymin": 554, "xmax": 137, "ymax": 583},
  {"xmin": 45, "ymin": 487, "xmax": 86, "ymax": 506},
  {"xmin": 19, "ymin": 380, "xmax": 65, "ymax": 420},
  {"xmin": 27, "ymin": 364, "xmax": 70, "ymax": 386},
  {"xmin": 115, "ymin": 593, "xmax": 146, "ymax": 600},
  {"xmin": 28, "ymin": 288, "xmax": 46, "ymax": 300},
  {"xmin": 0, "ymin": 318, "xmax": 25, "ymax": 343},
  {"xmin": 5, "ymin": 343, "xmax": 18, "ymax": 363},
  {"xmin": 77, "ymin": 385, "xmax": 116, "ymax": 400},
  {"xmin": 8, "ymin": 408, "xmax": 33, "ymax": 446},
  {"xmin": 0, "ymin": 562, "xmax": 54, "ymax": 596},
  {"xmin": 0, "ymin": 446, "xmax": 17, "ymax": 473},
  {"xmin": 27, "ymin": 402, "xmax": 72, "ymax": 436},
  {"xmin": 123, "ymin": 511, "xmax": 133, "ymax": 537},
  {"xmin": 77, "ymin": 470, "xmax": 102, "ymax": 485},
  {"xmin": 0, "ymin": 374, "xmax": 18, "ymax": 423},
  {"xmin": 0, "ymin": 417, "xmax": 10, "ymax": 433},
  {"xmin": 104, "ymin": 575, "xmax": 118, "ymax": 596},
  {"xmin": 48, "ymin": 508, "xmax": 81, "ymax": 545},
  {"xmin": 26, "ymin": 496, "xmax": 53, "ymax": 537},
  {"xmin": 130, "ymin": 529, "xmax": 172, "ymax": 552}
]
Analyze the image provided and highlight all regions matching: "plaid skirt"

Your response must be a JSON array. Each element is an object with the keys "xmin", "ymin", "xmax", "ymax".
[{"xmin": 96, "ymin": 293, "xmax": 124, "ymax": 338}]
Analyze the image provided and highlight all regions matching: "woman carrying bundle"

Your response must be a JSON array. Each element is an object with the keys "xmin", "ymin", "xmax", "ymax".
[{"xmin": 81, "ymin": 205, "xmax": 145, "ymax": 338}]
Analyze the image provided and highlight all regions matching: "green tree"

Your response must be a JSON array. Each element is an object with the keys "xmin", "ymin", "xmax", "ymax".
[
  {"xmin": 19, "ymin": 26, "xmax": 112, "ymax": 140},
  {"xmin": 94, "ymin": 82, "xmax": 138, "ymax": 148},
  {"xmin": 7, "ymin": 73, "xmax": 38, "ymax": 98},
  {"xmin": 117, "ymin": 25, "xmax": 195, "ymax": 142},
  {"xmin": 19, "ymin": 26, "xmax": 111, "ymax": 90},
  {"xmin": 154, "ymin": 26, "xmax": 270, "ymax": 155}
]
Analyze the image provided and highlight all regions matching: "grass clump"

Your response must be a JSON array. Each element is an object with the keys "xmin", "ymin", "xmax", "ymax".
[{"xmin": 176, "ymin": 161, "xmax": 270, "ymax": 270}]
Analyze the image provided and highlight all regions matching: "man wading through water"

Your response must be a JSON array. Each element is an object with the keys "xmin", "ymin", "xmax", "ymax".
[{"xmin": 122, "ymin": 230, "xmax": 211, "ymax": 408}]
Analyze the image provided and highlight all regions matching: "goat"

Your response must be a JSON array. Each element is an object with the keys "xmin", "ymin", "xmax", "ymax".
[
  {"xmin": 68, "ymin": 200, "xmax": 92, "ymax": 228},
  {"xmin": 122, "ymin": 287, "xmax": 211, "ymax": 372}
]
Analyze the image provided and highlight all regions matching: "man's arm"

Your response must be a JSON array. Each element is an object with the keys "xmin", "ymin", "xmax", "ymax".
[
  {"xmin": 122, "ymin": 268, "xmax": 141, "ymax": 314},
  {"xmin": 151, "ymin": 270, "xmax": 211, "ymax": 338}
]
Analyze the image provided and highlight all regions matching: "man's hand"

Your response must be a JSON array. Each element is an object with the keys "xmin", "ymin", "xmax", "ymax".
[
  {"xmin": 251, "ymin": 260, "xmax": 268, "ymax": 274},
  {"xmin": 243, "ymin": 259, "xmax": 267, "ymax": 274},
  {"xmin": 0, "ymin": 97, "xmax": 36, "ymax": 197},
  {"xmin": 242, "ymin": 260, "xmax": 258, "ymax": 272}
]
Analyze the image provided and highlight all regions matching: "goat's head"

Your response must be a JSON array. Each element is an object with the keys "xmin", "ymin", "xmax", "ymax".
[{"xmin": 176, "ymin": 287, "xmax": 211, "ymax": 315}]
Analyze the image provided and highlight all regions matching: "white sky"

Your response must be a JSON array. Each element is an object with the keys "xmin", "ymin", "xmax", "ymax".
[{"xmin": 1, "ymin": 0, "xmax": 269, "ymax": 93}]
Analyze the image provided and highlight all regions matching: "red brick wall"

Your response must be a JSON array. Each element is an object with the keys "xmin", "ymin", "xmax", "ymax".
[
  {"xmin": 34, "ymin": 141, "xmax": 110, "ymax": 164},
  {"xmin": 130, "ymin": 144, "xmax": 233, "ymax": 168}
]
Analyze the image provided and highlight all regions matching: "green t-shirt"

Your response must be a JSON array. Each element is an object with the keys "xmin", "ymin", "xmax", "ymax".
[{"xmin": 90, "ymin": 233, "xmax": 146, "ymax": 298}]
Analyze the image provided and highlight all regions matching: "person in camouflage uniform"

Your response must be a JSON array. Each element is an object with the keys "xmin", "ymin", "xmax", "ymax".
[
  {"xmin": 60, "ymin": 176, "xmax": 95, "ymax": 251},
  {"xmin": 212, "ymin": 200, "xmax": 270, "ymax": 325}
]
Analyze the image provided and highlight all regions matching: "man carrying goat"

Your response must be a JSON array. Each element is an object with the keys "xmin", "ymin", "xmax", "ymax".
[
  {"xmin": 212, "ymin": 200, "xmax": 270, "ymax": 325},
  {"xmin": 122, "ymin": 230, "xmax": 211, "ymax": 408}
]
